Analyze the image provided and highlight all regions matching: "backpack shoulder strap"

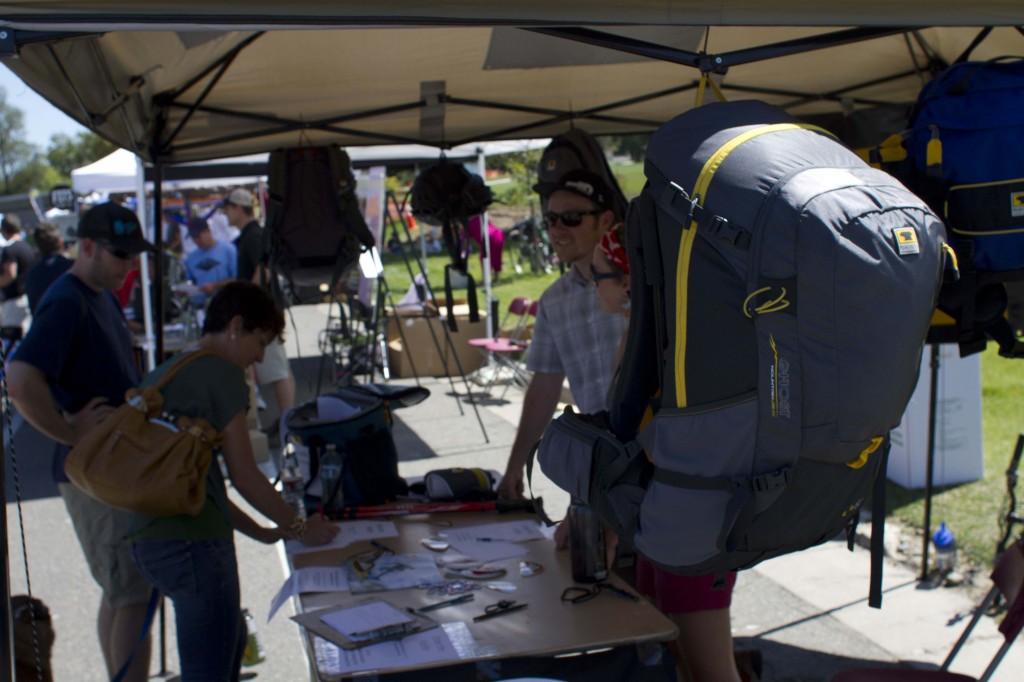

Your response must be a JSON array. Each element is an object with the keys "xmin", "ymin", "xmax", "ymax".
[{"xmin": 609, "ymin": 193, "xmax": 662, "ymax": 439}]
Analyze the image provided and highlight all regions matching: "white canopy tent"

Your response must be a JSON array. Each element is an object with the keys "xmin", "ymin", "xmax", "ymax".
[
  {"xmin": 70, "ymin": 139, "xmax": 551, "ymax": 194},
  {"xmin": 0, "ymin": 6, "xmax": 1021, "ymax": 165}
]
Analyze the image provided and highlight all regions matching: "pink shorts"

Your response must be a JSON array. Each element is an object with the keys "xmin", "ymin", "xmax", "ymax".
[{"xmin": 635, "ymin": 555, "xmax": 737, "ymax": 614}]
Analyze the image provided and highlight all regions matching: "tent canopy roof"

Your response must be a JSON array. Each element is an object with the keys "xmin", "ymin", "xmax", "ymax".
[
  {"xmin": 1, "ymin": 2, "xmax": 1022, "ymax": 28},
  {"xmin": 1, "ymin": 4, "xmax": 1023, "ymax": 163}
]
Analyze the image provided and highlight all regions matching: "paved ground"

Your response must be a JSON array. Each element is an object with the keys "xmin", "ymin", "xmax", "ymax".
[{"xmin": 4, "ymin": 301, "xmax": 1023, "ymax": 680}]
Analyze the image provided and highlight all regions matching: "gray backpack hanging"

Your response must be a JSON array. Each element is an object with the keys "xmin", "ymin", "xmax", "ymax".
[{"xmin": 538, "ymin": 100, "xmax": 946, "ymax": 607}]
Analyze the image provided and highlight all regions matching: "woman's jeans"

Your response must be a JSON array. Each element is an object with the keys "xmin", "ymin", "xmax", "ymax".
[{"xmin": 132, "ymin": 539, "xmax": 246, "ymax": 681}]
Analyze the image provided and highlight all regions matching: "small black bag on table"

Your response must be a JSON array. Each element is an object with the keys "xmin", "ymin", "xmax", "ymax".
[{"xmin": 283, "ymin": 383, "xmax": 429, "ymax": 507}]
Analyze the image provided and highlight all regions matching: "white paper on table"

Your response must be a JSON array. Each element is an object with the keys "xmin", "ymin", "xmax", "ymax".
[
  {"xmin": 444, "ymin": 520, "xmax": 544, "ymax": 561},
  {"xmin": 319, "ymin": 601, "xmax": 412, "ymax": 640},
  {"xmin": 268, "ymin": 567, "xmax": 350, "ymax": 622},
  {"xmin": 285, "ymin": 520, "xmax": 399, "ymax": 555},
  {"xmin": 445, "ymin": 538, "xmax": 527, "ymax": 562},
  {"xmin": 317, "ymin": 622, "xmax": 461, "ymax": 674},
  {"xmin": 455, "ymin": 520, "xmax": 546, "ymax": 542}
]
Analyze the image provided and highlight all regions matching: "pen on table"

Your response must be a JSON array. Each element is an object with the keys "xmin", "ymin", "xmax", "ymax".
[
  {"xmin": 416, "ymin": 593, "xmax": 475, "ymax": 612},
  {"xmin": 472, "ymin": 602, "xmax": 528, "ymax": 622}
]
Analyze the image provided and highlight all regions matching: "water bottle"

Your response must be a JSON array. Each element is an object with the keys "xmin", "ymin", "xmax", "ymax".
[
  {"xmin": 279, "ymin": 443, "xmax": 306, "ymax": 520},
  {"xmin": 318, "ymin": 443, "xmax": 344, "ymax": 516},
  {"xmin": 567, "ymin": 499, "xmax": 607, "ymax": 583},
  {"xmin": 933, "ymin": 521, "xmax": 958, "ymax": 575},
  {"xmin": 241, "ymin": 608, "xmax": 265, "ymax": 666}
]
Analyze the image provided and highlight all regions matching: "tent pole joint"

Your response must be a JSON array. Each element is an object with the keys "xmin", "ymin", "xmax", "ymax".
[{"xmin": 697, "ymin": 53, "xmax": 728, "ymax": 75}]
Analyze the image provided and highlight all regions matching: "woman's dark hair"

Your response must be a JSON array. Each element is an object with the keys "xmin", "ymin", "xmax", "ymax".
[{"xmin": 203, "ymin": 281, "xmax": 285, "ymax": 340}]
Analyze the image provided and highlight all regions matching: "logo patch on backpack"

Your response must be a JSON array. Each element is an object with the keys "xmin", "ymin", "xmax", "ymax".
[
  {"xmin": 768, "ymin": 335, "xmax": 791, "ymax": 419},
  {"xmin": 892, "ymin": 227, "xmax": 920, "ymax": 256},
  {"xmin": 1011, "ymin": 191, "xmax": 1024, "ymax": 218}
]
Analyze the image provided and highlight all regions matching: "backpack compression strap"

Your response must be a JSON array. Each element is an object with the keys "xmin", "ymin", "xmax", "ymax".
[{"xmin": 649, "ymin": 123, "xmax": 834, "ymax": 408}]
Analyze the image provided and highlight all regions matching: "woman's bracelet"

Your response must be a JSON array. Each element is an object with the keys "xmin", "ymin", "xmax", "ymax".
[{"xmin": 287, "ymin": 515, "xmax": 308, "ymax": 540}]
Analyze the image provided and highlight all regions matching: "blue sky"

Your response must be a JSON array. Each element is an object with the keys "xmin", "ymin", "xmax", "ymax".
[{"xmin": 0, "ymin": 65, "xmax": 90, "ymax": 148}]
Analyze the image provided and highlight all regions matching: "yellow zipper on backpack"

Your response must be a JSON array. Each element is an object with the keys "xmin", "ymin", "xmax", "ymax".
[{"xmin": 673, "ymin": 123, "xmax": 832, "ymax": 406}]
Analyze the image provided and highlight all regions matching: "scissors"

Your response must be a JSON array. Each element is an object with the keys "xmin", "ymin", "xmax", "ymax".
[{"xmin": 472, "ymin": 600, "xmax": 528, "ymax": 622}]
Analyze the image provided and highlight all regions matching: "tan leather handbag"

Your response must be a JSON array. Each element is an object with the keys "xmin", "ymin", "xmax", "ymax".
[{"xmin": 64, "ymin": 350, "xmax": 224, "ymax": 517}]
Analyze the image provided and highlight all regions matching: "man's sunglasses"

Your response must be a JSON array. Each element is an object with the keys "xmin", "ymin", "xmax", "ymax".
[
  {"xmin": 542, "ymin": 209, "xmax": 604, "ymax": 228},
  {"xmin": 100, "ymin": 242, "xmax": 134, "ymax": 260}
]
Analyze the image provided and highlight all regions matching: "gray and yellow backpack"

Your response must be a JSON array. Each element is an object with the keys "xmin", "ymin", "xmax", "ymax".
[{"xmin": 538, "ymin": 100, "xmax": 946, "ymax": 607}]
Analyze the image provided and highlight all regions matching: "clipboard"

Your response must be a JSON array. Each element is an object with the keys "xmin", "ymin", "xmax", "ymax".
[{"xmin": 291, "ymin": 598, "xmax": 438, "ymax": 649}]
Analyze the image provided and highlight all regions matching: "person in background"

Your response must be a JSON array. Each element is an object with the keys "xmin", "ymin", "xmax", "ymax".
[
  {"xmin": 207, "ymin": 207, "xmax": 240, "ymax": 246},
  {"xmin": 24, "ymin": 221, "xmax": 72, "ymax": 316},
  {"xmin": 6, "ymin": 202, "xmax": 157, "ymax": 682},
  {"xmin": 592, "ymin": 225, "xmax": 743, "ymax": 682},
  {"xmin": 0, "ymin": 211, "xmax": 39, "ymax": 333},
  {"xmin": 466, "ymin": 214, "xmax": 505, "ymax": 280},
  {"xmin": 183, "ymin": 216, "xmax": 237, "ymax": 308},
  {"xmin": 222, "ymin": 187, "xmax": 297, "ymax": 423},
  {"xmin": 128, "ymin": 281, "xmax": 338, "ymax": 679},
  {"xmin": 497, "ymin": 169, "xmax": 626, "ymax": 499}
]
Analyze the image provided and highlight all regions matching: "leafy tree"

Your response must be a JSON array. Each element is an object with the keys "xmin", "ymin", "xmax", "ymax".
[
  {"xmin": 11, "ymin": 158, "xmax": 63, "ymax": 192},
  {"xmin": 606, "ymin": 133, "xmax": 651, "ymax": 162},
  {"xmin": 47, "ymin": 131, "xmax": 116, "ymax": 178},
  {"xmin": 490, "ymin": 150, "xmax": 542, "ymax": 210},
  {"xmin": 0, "ymin": 87, "xmax": 40, "ymax": 194}
]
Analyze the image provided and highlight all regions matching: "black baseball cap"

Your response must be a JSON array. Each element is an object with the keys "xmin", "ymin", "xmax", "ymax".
[
  {"xmin": 77, "ymin": 202, "xmax": 156, "ymax": 254},
  {"xmin": 533, "ymin": 169, "xmax": 613, "ymax": 211}
]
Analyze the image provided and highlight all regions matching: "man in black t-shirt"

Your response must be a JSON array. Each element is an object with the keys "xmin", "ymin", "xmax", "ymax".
[
  {"xmin": 8, "ymin": 202, "xmax": 157, "ymax": 682},
  {"xmin": 0, "ymin": 212, "xmax": 39, "ymax": 332},
  {"xmin": 222, "ymin": 187, "xmax": 297, "ymax": 422}
]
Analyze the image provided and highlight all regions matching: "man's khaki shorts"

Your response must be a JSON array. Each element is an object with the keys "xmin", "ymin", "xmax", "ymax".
[
  {"xmin": 254, "ymin": 336, "xmax": 291, "ymax": 384},
  {"xmin": 59, "ymin": 483, "xmax": 153, "ymax": 609}
]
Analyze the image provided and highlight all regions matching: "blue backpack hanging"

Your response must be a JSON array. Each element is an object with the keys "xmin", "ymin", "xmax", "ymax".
[{"xmin": 902, "ymin": 57, "xmax": 1024, "ymax": 356}]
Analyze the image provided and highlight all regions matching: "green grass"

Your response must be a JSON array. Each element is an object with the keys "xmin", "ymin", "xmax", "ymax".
[
  {"xmin": 380, "ymin": 248, "xmax": 559, "ymax": 314},
  {"xmin": 886, "ymin": 346, "xmax": 1024, "ymax": 570},
  {"xmin": 611, "ymin": 162, "xmax": 647, "ymax": 200}
]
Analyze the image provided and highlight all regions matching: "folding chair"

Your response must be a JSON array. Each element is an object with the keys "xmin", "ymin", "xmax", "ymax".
[
  {"xmin": 469, "ymin": 297, "xmax": 535, "ymax": 397},
  {"xmin": 830, "ymin": 536, "xmax": 1024, "ymax": 682}
]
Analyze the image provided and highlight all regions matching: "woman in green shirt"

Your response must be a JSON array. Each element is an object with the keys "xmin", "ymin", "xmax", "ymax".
[{"xmin": 130, "ymin": 281, "xmax": 338, "ymax": 681}]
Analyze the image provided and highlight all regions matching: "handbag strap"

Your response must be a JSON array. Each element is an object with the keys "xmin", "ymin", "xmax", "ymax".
[{"xmin": 148, "ymin": 349, "xmax": 219, "ymax": 392}]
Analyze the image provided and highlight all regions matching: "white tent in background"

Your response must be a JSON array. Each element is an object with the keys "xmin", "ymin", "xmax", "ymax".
[{"xmin": 71, "ymin": 140, "xmax": 551, "ymax": 194}]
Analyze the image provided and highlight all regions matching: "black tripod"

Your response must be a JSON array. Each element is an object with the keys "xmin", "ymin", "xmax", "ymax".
[{"xmin": 366, "ymin": 190, "xmax": 490, "ymax": 442}]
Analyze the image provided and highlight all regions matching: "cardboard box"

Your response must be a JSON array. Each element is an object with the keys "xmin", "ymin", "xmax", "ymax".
[
  {"xmin": 887, "ymin": 345, "xmax": 984, "ymax": 489},
  {"xmin": 386, "ymin": 304, "xmax": 487, "ymax": 378}
]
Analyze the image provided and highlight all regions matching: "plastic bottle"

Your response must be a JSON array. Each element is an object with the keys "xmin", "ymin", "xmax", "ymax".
[
  {"xmin": 318, "ymin": 443, "xmax": 345, "ymax": 516},
  {"xmin": 279, "ymin": 443, "xmax": 306, "ymax": 520},
  {"xmin": 567, "ymin": 499, "xmax": 607, "ymax": 583},
  {"xmin": 241, "ymin": 608, "xmax": 266, "ymax": 666},
  {"xmin": 933, "ymin": 521, "xmax": 957, "ymax": 575}
]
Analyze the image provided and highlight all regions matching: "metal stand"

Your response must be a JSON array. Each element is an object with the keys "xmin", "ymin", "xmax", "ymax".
[
  {"xmin": 381, "ymin": 191, "xmax": 489, "ymax": 443},
  {"xmin": 920, "ymin": 343, "xmax": 941, "ymax": 580}
]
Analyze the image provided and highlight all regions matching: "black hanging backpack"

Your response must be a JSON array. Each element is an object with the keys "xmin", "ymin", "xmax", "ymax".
[
  {"xmin": 410, "ymin": 158, "xmax": 493, "ymax": 330},
  {"xmin": 537, "ymin": 128, "xmax": 629, "ymax": 222},
  {"xmin": 264, "ymin": 145, "xmax": 375, "ymax": 302}
]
